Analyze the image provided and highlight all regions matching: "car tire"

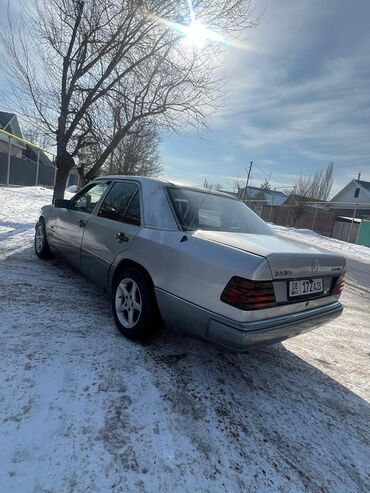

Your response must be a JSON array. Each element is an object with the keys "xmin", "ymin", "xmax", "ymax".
[
  {"xmin": 34, "ymin": 221, "xmax": 53, "ymax": 259},
  {"xmin": 112, "ymin": 267, "xmax": 160, "ymax": 341}
]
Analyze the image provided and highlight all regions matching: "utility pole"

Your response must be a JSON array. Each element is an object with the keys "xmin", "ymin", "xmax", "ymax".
[
  {"xmin": 347, "ymin": 203, "xmax": 358, "ymax": 243},
  {"xmin": 242, "ymin": 161, "xmax": 253, "ymax": 203}
]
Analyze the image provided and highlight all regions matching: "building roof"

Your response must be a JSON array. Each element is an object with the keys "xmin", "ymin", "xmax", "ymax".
[
  {"xmin": 0, "ymin": 111, "xmax": 23, "ymax": 138},
  {"xmin": 24, "ymin": 145, "xmax": 52, "ymax": 166},
  {"xmin": 240, "ymin": 185, "xmax": 287, "ymax": 206},
  {"xmin": 329, "ymin": 178, "xmax": 370, "ymax": 207},
  {"xmin": 357, "ymin": 179, "xmax": 370, "ymax": 192},
  {"xmin": 244, "ymin": 185, "xmax": 287, "ymax": 197},
  {"xmin": 0, "ymin": 111, "xmax": 14, "ymax": 128},
  {"xmin": 0, "ymin": 111, "xmax": 52, "ymax": 161}
]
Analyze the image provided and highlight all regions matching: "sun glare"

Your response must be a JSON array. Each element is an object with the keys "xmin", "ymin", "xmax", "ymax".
[
  {"xmin": 184, "ymin": 21, "xmax": 209, "ymax": 48},
  {"xmin": 148, "ymin": 0, "xmax": 247, "ymax": 52}
]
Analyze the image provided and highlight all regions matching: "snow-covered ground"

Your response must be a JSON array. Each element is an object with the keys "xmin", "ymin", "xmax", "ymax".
[
  {"xmin": 272, "ymin": 224, "xmax": 370, "ymax": 264},
  {"xmin": 0, "ymin": 187, "xmax": 369, "ymax": 493}
]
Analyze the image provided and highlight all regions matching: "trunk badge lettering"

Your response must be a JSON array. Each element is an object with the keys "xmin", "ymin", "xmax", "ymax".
[{"xmin": 274, "ymin": 270, "xmax": 293, "ymax": 277}]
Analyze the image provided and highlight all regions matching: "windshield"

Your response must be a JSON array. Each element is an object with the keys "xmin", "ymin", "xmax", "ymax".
[{"xmin": 167, "ymin": 187, "xmax": 274, "ymax": 235}]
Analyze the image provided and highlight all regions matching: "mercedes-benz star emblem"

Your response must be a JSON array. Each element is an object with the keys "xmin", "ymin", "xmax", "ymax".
[{"xmin": 311, "ymin": 259, "xmax": 319, "ymax": 272}]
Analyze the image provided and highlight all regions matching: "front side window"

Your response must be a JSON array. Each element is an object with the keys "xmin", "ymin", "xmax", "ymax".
[
  {"xmin": 98, "ymin": 182, "xmax": 140, "ymax": 224},
  {"xmin": 71, "ymin": 182, "xmax": 109, "ymax": 214},
  {"xmin": 354, "ymin": 188, "xmax": 360, "ymax": 198},
  {"xmin": 167, "ymin": 187, "xmax": 274, "ymax": 235}
]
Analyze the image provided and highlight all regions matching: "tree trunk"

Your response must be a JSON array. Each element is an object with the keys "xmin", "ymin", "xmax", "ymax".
[
  {"xmin": 79, "ymin": 175, "xmax": 89, "ymax": 187},
  {"xmin": 52, "ymin": 156, "xmax": 75, "ymax": 203},
  {"xmin": 77, "ymin": 166, "xmax": 89, "ymax": 188}
]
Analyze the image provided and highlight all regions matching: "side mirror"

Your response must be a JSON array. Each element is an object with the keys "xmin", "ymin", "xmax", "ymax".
[{"xmin": 54, "ymin": 199, "xmax": 71, "ymax": 209}]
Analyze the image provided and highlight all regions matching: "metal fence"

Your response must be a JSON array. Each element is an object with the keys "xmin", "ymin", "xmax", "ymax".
[
  {"xmin": 248, "ymin": 198, "xmax": 370, "ymax": 245},
  {"xmin": 332, "ymin": 219, "xmax": 360, "ymax": 244},
  {"xmin": 260, "ymin": 204, "xmax": 336, "ymax": 237},
  {"xmin": 0, "ymin": 129, "xmax": 79, "ymax": 188}
]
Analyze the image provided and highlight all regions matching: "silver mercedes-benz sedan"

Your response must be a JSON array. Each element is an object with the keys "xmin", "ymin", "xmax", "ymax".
[{"xmin": 34, "ymin": 176, "xmax": 345, "ymax": 351}]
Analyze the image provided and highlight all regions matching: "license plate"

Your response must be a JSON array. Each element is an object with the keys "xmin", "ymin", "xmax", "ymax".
[{"xmin": 289, "ymin": 278, "xmax": 323, "ymax": 298}]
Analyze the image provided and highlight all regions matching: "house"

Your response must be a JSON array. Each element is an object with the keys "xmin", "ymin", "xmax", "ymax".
[
  {"xmin": 0, "ymin": 110, "xmax": 80, "ymax": 188},
  {"xmin": 0, "ymin": 111, "xmax": 76, "ymax": 187},
  {"xmin": 0, "ymin": 111, "xmax": 53, "ymax": 167},
  {"xmin": 239, "ymin": 185, "xmax": 287, "ymax": 216},
  {"xmin": 327, "ymin": 177, "xmax": 370, "ymax": 219}
]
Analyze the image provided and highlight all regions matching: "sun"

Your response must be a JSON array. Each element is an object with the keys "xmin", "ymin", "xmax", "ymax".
[
  {"xmin": 184, "ymin": 21, "xmax": 209, "ymax": 48},
  {"xmin": 149, "ymin": 6, "xmax": 247, "ymax": 52}
]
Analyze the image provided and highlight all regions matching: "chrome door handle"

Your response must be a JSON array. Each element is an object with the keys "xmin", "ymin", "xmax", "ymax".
[
  {"xmin": 115, "ymin": 232, "xmax": 129, "ymax": 243},
  {"xmin": 78, "ymin": 219, "xmax": 86, "ymax": 228}
]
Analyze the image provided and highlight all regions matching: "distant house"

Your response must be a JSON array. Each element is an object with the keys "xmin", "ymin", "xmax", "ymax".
[
  {"xmin": 0, "ymin": 112, "xmax": 26, "ymax": 158},
  {"xmin": 0, "ymin": 110, "xmax": 78, "ymax": 187},
  {"xmin": 0, "ymin": 111, "xmax": 52, "ymax": 167},
  {"xmin": 327, "ymin": 178, "xmax": 370, "ymax": 219},
  {"xmin": 239, "ymin": 185, "xmax": 287, "ymax": 216}
]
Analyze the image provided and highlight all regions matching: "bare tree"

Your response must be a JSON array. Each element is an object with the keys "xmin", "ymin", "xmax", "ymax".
[
  {"xmin": 232, "ymin": 177, "xmax": 244, "ymax": 198},
  {"xmin": 105, "ymin": 124, "xmax": 162, "ymax": 178},
  {"xmin": 203, "ymin": 179, "xmax": 224, "ymax": 190},
  {"xmin": 293, "ymin": 162, "xmax": 334, "ymax": 201},
  {"xmin": 2, "ymin": 0, "xmax": 256, "ymax": 201},
  {"xmin": 21, "ymin": 125, "xmax": 54, "ymax": 151},
  {"xmin": 75, "ymin": 104, "xmax": 162, "ymax": 183},
  {"xmin": 318, "ymin": 161, "xmax": 334, "ymax": 201},
  {"xmin": 260, "ymin": 176, "xmax": 271, "ymax": 191},
  {"xmin": 289, "ymin": 162, "xmax": 334, "ymax": 226}
]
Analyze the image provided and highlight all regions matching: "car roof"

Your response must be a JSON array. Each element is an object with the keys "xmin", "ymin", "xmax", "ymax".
[{"xmin": 95, "ymin": 175, "xmax": 237, "ymax": 199}]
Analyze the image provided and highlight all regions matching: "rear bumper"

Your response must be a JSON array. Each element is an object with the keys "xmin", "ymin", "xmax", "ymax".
[
  {"xmin": 205, "ymin": 301, "xmax": 343, "ymax": 351},
  {"xmin": 155, "ymin": 289, "xmax": 343, "ymax": 352}
]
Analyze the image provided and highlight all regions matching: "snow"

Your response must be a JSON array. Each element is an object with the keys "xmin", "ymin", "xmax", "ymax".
[
  {"xmin": 0, "ymin": 186, "xmax": 369, "ymax": 492},
  {"xmin": 0, "ymin": 186, "xmax": 72, "ymax": 260},
  {"xmin": 272, "ymin": 224, "xmax": 370, "ymax": 264}
]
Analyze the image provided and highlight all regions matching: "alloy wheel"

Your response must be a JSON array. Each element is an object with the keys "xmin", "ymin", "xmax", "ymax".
[
  {"xmin": 35, "ymin": 224, "xmax": 44, "ymax": 253},
  {"xmin": 115, "ymin": 278, "xmax": 142, "ymax": 328}
]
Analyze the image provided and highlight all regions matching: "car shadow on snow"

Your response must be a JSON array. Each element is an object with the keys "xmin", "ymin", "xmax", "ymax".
[
  {"xmin": 1, "ymin": 246, "xmax": 369, "ymax": 492},
  {"xmin": 143, "ymin": 331, "xmax": 369, "ymax": 490}
]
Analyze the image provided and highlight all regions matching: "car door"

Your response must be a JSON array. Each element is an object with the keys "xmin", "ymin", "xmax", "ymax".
[
  {"xmin": 80, "ymin": 181, "xmax": 142, "ymax": 286},
  {"xmin": 52, "ymin": 181, "xmax": 110, "ymax": 269}
]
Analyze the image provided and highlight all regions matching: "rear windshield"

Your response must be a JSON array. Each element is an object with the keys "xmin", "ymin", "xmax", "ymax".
[{"xmin": 167, "ymin": 187, "xmax": 274, "ymax": 235}]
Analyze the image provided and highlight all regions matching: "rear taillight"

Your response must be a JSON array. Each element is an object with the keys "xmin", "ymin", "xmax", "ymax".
[
  {"xmin": 331, "ymin": 274, "xmax": 345, "ymax": 295},
  {"xmin": 221, "ymin": 277, "xmax": 276, "ymax": 310}
]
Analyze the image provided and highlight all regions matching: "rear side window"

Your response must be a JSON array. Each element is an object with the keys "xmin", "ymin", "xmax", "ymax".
[
  {"xmin": 167, "ymin": 187, "xmax": 274, "ymax": 235},
  {"xmin": 97, "ymin": 182, "xmax": 140, "ymax": 224},
  {"xmin": 123, "ymin": 191, "xmax": 141, "ymax": 226}
]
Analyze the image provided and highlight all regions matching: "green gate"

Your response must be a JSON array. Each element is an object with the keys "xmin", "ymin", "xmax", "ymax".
[{"xmin": 357, "ymin": 220, "xmax": 370, "ymax": 247}]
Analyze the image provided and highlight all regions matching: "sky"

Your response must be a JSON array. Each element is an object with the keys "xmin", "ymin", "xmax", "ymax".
[
  {"xmin": 161, "ymin": 0, "xmax": 370, "ymax": 194},
  {"xmin": 0, "ymin": 0, "xmax": 369, "ymax": 196}
]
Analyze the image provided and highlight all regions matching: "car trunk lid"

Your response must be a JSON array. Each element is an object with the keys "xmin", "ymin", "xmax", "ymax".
[{"xmin": 193, "ymin": 230, "xmax": 345, "ymax": 279}]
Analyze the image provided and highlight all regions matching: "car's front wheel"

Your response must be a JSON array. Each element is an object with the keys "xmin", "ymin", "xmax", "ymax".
[
  {"xmin": 112, "ymin": 267, "xmax": 159, "ymax": 340},
  {"xmin": 34, "ymin": 221, "xmax": 53, "ymax": 259}
]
